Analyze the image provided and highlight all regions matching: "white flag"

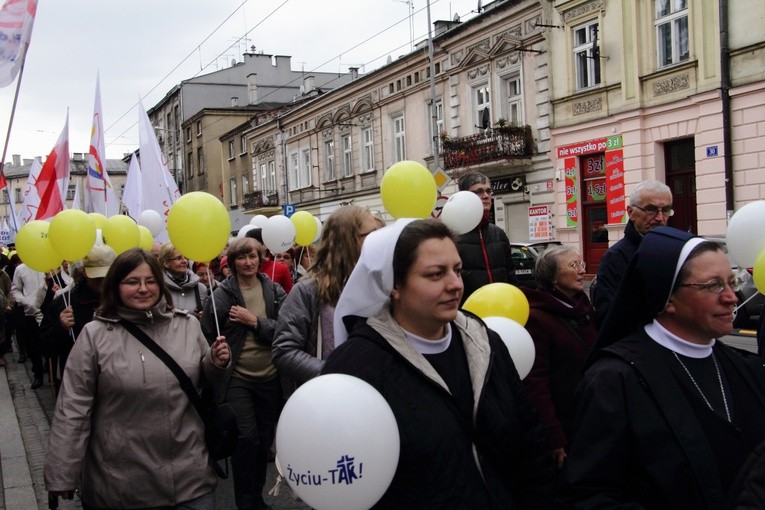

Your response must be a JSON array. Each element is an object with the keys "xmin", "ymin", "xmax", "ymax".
[
  {"xmin": 86, "ymin": 75, "xmax": 120, "ymax": 216},
  {"xmin": 0, "ymin": 0, "xmax": 37, "ymax": 88},
  {"xmin": 0, "ymin": 218, "xmax": 11, "ymax": 245},
  {"xmin": 71, "ymin": 179, "xmax": 81, "ymax": 210},
  {"xmin": 138, "ymin": 100, "xmax": 178, "ymax": 242},
  {"xmin": 121, "ymin": 153, "xmax": 143, "ymax": 221},
  {"xmin": 18, "ymin": 157, "xmax": 41, "ymax": 224}
]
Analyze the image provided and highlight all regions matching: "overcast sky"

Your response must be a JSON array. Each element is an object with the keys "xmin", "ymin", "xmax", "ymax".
[{"xmin": 0, "ymin": 0, "xmax": 482, "ymax": 162}]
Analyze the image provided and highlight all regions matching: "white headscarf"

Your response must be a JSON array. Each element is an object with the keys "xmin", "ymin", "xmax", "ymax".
[{"xmin": 333, "ymin": 218, "xmax": 416, "ymax": 347}]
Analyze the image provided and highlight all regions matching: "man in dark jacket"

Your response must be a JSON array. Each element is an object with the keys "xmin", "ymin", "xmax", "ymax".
[
  {"xmin": 592, "ymin": 179, "xmax": 672, "ymax": 326},
  {"xmin": 455, "ymin": 171, "xmax": 516, "ymax": 303}
]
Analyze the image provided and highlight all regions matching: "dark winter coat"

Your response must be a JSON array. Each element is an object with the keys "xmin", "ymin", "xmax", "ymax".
[
  {"xmin": 592, "ymin": 220, "xmax": 642, "ymax": 326},
  {"xmin": 323, "ymin": 309, "xmax": 553, "ymax": 509},
  {"xmin": 456, "ymin": 221, "xmax": 516, "ymax": 303},
  {"xmin": 557, "ymin": 331, "xmax": 765, "ymax": 509},
  {"xmin": 200, "ymin": 273, "xmax": 286, "ymax": 400},
  {"xmin": 522, "ymin": 288, "xmax": 597, "ymax": 450}
]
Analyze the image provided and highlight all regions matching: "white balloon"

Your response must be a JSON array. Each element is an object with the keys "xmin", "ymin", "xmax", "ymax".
[
  {"xmin": 138, "ymin": 209, "xmax": 164, "ymax": 237},
  {"xmin": 727, "ymin": 200, "xmax": 765, "ymax": 268},
  {"xmin": 313, "ymin": 217, "xmax": 323, "ymax": 243},
  {"xmin": 276, "ymin": 374, "xmax": 400, "ymax": 510},
  {"xmin": 483, "ymin": 316, "xmax": 536, "ymax": 380},
  {"xmin": 237, "ymin": 224, "xmax": 257, "ymax": 238},
  {"xmin": 439, "ymin": 191, "xmax": 484, "ymax": 234},
  {"xmin": 250, "ymin": 214, "xmax": 269, "ymax": 228},
  {"xmin": 262, "ymin": 215, "xmax": 296, "ymax": 254}
]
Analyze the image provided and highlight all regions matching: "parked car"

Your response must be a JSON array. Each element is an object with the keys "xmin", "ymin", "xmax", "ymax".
[
  {"xmin": 705, "ymin": 237, "xmax": 764, "ymax": 330},
  {"xmin": 509, "ymin": 241, "xmax": 562, "ymax": 288}
]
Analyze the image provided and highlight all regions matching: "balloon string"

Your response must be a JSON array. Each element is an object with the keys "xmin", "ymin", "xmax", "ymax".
[
  {"xmin": 735, "ymin": 291, "xmax": 760, "ymax": 312},
  {"xmin": 206, "ymin": 266, "xmax": 222, "ymax": 338},
  {"xmin": 270, "ymin": 260, "xmax": 276, "ymax": 282},
  {"xmin": 51, "ymin": 268, "xmax": 69, "ymax": 309}
]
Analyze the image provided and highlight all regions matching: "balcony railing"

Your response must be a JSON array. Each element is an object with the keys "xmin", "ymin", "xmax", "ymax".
[
  {"xmin": 242, "ymin": 190, "xmax": 279, "ymax": 210},
  {"xmin": 441, "ymin": 125, "xmax": 534, "ymax": 170}
]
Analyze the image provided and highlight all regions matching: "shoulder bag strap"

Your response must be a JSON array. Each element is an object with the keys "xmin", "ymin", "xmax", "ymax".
[{"xmin": 118, "ymin": 319, "xmax": 206, "ymax": 418}]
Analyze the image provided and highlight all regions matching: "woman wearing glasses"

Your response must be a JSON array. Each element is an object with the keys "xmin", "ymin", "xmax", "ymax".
[
  {"xmin": 522, "ymin": 246, "xmax": 598, "ymax": 470},
  {"xmin": 45, "ymin": 248, "xmax": 230, "ymax": 510},
  {"xmin": 158, "ymin": 242, "xmax": 208, "ymax": 317},
  {"xmin": 558, "ymin": 227, "xmax": 765, "ymax": 508}
]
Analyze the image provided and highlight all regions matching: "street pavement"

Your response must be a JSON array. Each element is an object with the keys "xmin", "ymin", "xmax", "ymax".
[{"xmin": 1, "ymin": 346, "xmax": 309, "ymax": 510}]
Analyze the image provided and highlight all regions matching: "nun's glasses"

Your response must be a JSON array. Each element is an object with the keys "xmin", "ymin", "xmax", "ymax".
[{"xmin": 677, "ymin": 277, "xmax": 744, "ymax": 294}]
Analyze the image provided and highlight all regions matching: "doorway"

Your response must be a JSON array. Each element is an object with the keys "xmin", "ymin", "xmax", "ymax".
[{"xmin": 665, "ymin": 138, "xmax": 697, "ymax": 233}]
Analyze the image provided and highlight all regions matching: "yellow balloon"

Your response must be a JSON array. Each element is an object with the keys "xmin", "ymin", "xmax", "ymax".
[
  {"xmin": 753, "ymin": 250, "xmax": 765, "ymax": 294},
  {"xmin": 167, "ymin": 192, "xmax": 231, "ymax": 262},
  {"xmin": 291, "ymin": 211, "xmax": 318, "ymax": 247},
  {"xmin": 380, "ymin": 160, "xmax": 437, "ymax": 219},
  {"xmin": 103, "ymin": 215, "xmax": 141, "ymax": 255},
  {"xmin": 138, "ymin": 225, "xmax": 154, "ymax": 251},
  {"xmin": 87, "ymin": 212, "xmax": 108, "ymax": 230},
  {"xmin": 49, "ymin": 210, "xmax": 97, "ymax": 261},
  {"xmin": 462, "ymin": 283, "xmax": 530, "ymax": 326},
  {"xmin": 15, "ymin": 221, "xmax": 63, "ymax": 272}
]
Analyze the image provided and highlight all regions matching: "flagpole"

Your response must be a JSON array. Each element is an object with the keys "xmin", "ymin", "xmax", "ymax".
[{"xmin": 0, "ymin": 42, "xmax": 29, "ymax": 234}]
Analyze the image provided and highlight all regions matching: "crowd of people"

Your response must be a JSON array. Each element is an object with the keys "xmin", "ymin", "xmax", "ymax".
[{"xmin": 0, "ymin": 173, "xmax": 760, "ymax": 509}]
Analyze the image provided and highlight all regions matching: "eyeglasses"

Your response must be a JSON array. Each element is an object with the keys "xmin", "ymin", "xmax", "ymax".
[
  {"xmin": 471, "ymin": 187, "xmax": 493, "ymax": 197},
  {"xmin": 120, "ymin": 278, "xmax": 159, "ymax": 289},
  {"xmin": 168, "ymin": 255, "xmax": 186, "ymax": 262},
  {"xmin": 633, "ymin": 204, "xmax": 674, "ymax": 218},
  {"xmin": 678, "ymin": 277, "xmax": 744, "ymax": 294},
  {"xmin": 568, "ymin": 261, "xmax": 586, "ymax": 271}
]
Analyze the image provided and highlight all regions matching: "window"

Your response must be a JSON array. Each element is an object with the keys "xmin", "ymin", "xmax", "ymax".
[
  {"xmin": 342, "ymin": 135, "xmax": 353, "ymax": 177},
  {"xmin": 242, "ymin": 172, "xmax": 249, "ymax": 194},
  {"xmin": 362, "ymin": 127, "xmax": 374, "ymax": 172},
  {"xmin": 474, "ymin": 84, "xmax": 491, "ymax": 131},
  {"xmin": 1, "ymin": 189, "xmax": 7, "ymax": 204},
  {"xmin": 66, "ymin": 185, "xmax": 75, "ymax": 201},
  {"xmin": 240, "ymin": 135, "xmax": 247, "ymax": 154},
  {"xmin": 573, "ymin": 21, "xmax": 601, "ymax": 90},
  {"xmin": 14, "ymin": 187, "xmax": 21, "ymax": 203},
  {"xmin": 428, "ymin": 99, "xmax": 444, "ymax": 155},
  {"xmin": 300, "ymin": 148, "xmax": 312, "ymax": 188},
  {"xmin": 197, "ymin": 147, "xmax": 204, "ymax": 175},
  {"xmin": 325, "ymin": 140, "xmax": 335, "ymax": 180},
  {"xmin": 196, "ymin": 121, "xmax": 202, "ymax": 136},
  {"xmin": 289, "ymin": 152, "xmax": 299, "ymax": 191},
  {"xmin": 656, "ymin": 0, "xmax": 689, "ymax": 67},
  {"xmin": 393, "ymin": 114, "xmax": 406, "ymax": 162},
  {"xmin": 229, "ymin": 177, "xmax": 237, "ymax": 206},
  {"xmin": 504, "ymin": 73, "xmax": 524, "ymax": 125},
  {"xmin": 228, "ymin": 140, "xmax": 235, "ymax": 159},
  {"xmin": 186, "ymin": 152, "xmax": 194, "ymax": 179},
  {"xmin": 185, "ymin": 127, "xmax": 191, "ymax": 142},
  {"xmin": 268, "ymin": 160, "xmax": 276, "ymax": 193}
]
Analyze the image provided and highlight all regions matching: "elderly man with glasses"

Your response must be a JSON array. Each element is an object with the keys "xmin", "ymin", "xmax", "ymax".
[
  {"xmin": 593, "ymin": 179, "xmax": 673, "ymax": 326},
  {"xmin": 455, "ymin": 171, "xmax": 517, "ymax": 304}
]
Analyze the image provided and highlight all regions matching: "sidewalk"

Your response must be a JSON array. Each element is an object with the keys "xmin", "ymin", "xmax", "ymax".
[{"xmin": 1, "ymin": 350, "xmax": 80, "ymax": 510}]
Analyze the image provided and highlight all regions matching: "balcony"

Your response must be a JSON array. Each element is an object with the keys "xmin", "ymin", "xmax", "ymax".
[
  {"xmin": 441, "ymin": 125, "xmax": 534, "ymax": 170},
  {"xmin": 242, "ymin": 190, "xmax": 279, "ymax": 210}
]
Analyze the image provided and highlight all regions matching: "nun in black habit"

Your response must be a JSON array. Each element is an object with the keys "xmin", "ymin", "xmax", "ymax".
[{"xmin": 556, "ymin": 226, "xmax": 765, "ymax": 509}]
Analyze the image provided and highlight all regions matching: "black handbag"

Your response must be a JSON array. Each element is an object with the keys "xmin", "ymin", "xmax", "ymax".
[{"xmin": 119, "ymin": 320, "xmax": 239, "ymax": 478}]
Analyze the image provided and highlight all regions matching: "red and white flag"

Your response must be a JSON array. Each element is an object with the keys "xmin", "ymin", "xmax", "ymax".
[
  {"xmin": 85, "ymin": 75, "xmax": 120, "ymax": 216},
  {"xmin": 34, "ymin": 113, "xmax": 70, "ymax": 220},
  {"xmin": 0, "ymin": 0, "xmax": 37, "ymax": 88}
]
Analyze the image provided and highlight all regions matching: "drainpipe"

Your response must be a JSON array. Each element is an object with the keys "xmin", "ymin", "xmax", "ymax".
[{"xmin": 719, "ymin": 0, "xmax": 734, "ymax": 217}]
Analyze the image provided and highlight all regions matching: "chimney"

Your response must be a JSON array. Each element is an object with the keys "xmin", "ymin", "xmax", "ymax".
[
  {"xmin": 303, "ymin": 75, "xmax": 316, "ymax": 94},
  {"xmin": 349, "ymin": 67, "xmax": 359, "ymax": 80},
  {"xmin": 231, "ymin": 96, "xmax": 239, "ymax": 107},
  {"xmin": 12, "ymin": 154, "xmax": 20, "ymax": 166},
  {"xmin": 247, "ymin": 73, "xmax": 258, "ymax": 104}
]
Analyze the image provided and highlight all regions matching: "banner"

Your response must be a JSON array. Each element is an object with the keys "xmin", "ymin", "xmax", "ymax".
[
  {"xmin": 0, "ymin": 0, "xmax": 37, "ymax": 87},
  {"xmin": 86, "ymin": 75, "xmax": 120, "ymax": 216}
]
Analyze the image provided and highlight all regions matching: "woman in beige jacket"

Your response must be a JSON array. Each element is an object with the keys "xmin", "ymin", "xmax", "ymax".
[{"xmin": 44, "ymin": 248, "xmax": 230, "ymax": 510}]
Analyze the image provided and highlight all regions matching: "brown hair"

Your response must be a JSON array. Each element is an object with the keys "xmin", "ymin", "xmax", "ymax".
[
  {"xmin": 225, "ymin": 237, "xmax": 265, "ymax": 277},
  {"xmin": 309, "ymin": 205, "xmax": 372, "ymax": 305},
  {"xmin": 98, "ymin": 248, "xmax": 173, "ymax": 317}
]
